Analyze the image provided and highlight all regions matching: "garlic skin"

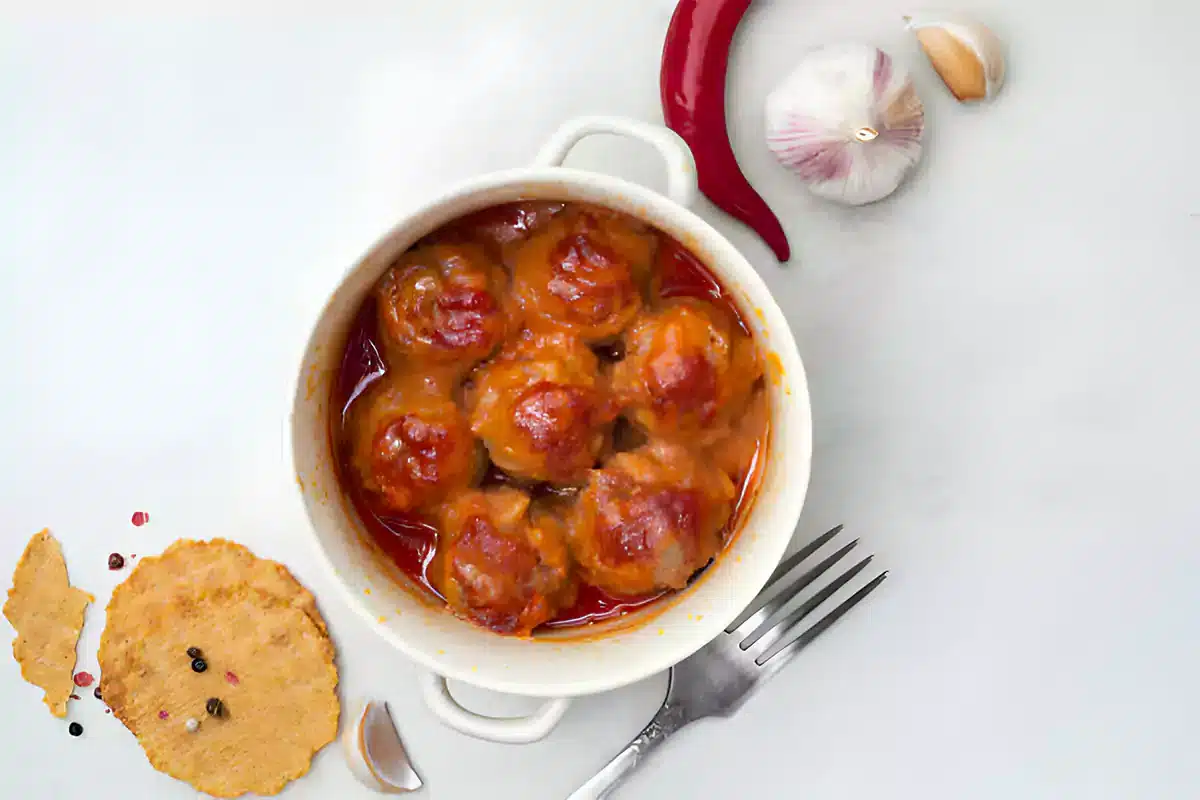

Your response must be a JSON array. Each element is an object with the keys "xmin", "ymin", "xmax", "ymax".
[
  {"xmin": 765, "ymin": 43, "xmax": 925, "ymax": 206},
  {"xmin": 906, "ymin": 14, "xmax": 1005, "ymax": 102},
  {"xmin": 341, "ymin": 699, "xmax": 423, "ymax": 794}
]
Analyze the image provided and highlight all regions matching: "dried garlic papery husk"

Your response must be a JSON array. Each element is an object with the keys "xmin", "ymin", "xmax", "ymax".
[
  {"xmin": 905, "ymin": 14, "xmax": 1006, "ymax": 102},
  {"xmin": 765, "ymin": 43, "xmax": 925, "ymax": 206}
]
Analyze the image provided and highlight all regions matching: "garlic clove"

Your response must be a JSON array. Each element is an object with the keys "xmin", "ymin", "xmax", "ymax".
[
  {"xmin": 915, "ymin": 26, "xmax": 987, "ymax": 100},
  {"xmin": 341, "ymin": 699, "xmax": 423, "ymax": 794},
  {"xmin": 906, "ymin": 15, "xmax": 1006, "ymax": 102}
]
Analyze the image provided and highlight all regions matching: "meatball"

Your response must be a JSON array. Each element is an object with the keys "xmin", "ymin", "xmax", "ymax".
[
  {"xmin": 610, "ymin": 298, "xmax": 762, "ymax": 443},
  {"xmin": 375, "ymin": 242, "xmax": 508, "ymax": 371},
  {"xmin": 568, "ymin": 441, "xmax": 736, "ymax": 596},
  {"xmin": 707, "ymin": 386, "xmax": 769, "ymax": 487},
  {"xmin": 348, "ymin": 379, "xmax": 483, "ymax": 513},
  {"xmin": 439, "ymin": 201, "xmax": 565, "ymax": 261},
  {"xmin": 466, "ymin": 330, "xmax": 616, "ymax": 484},
  {"xmin": 511, "ymin": 206, "xmax": 657, "ymax": 342},
  {"xmin": 434, "ymin": 488, "xmax": 576, "ymax": 635}
]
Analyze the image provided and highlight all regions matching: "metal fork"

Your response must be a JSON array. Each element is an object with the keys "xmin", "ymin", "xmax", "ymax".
[{"xmin": 567, "ymin": 524, "xmax": 887, "ymax": 800}]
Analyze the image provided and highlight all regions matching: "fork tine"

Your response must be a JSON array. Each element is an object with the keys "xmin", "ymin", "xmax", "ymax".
[
  {"xmin": 728, "ymin": 526, "xmax": 845, "ymax": 637},
  {"xmin": 740, "ymin": 555, "xmax": 874, "ymax": 651},
  {"xmin": 756, "ymin": 571, "xmax": 889, "ymax": 668},
  {"xmin": 728, "ymin": 536, "xmax": 858, "ymax": 636},
  {"xmin": 765, "ymin": 524, "xmax": 844, "ymax": 588}
]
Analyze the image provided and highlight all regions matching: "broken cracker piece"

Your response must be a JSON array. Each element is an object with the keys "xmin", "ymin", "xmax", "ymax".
[{"xmin": 3, "ymin": 529, "xmax": 93, "ymax": 718}]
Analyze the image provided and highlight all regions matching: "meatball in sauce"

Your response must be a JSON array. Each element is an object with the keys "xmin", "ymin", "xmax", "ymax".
[
  {"xmin": 511, "ymin": 206, "xmax": 657, "ymax": 342},
  {"xmin": 567, "ymin": 441, "xmax": 735, "ymax": 597},
  {"xmin": 331, "ymin": 201, "xmax": 769, "ymax": 637},
  {"xmin": 467, "ymin": 329, "xmax": 616, "ymax": 485},
  {"xmin": 611, "ymin": 297, "xmax": 762, "ymax": 444},
  {"xmin": 434, "ymin": 488, "xmax": 576, "ymax": 635},
  {"xmin": 432, "ymin": 201, "xmax": 565, "ymax": 264},
  {"xmin": 376, "ymin": 242, "xmax": 509, "ymax": 377},
  {"xmin": 348, "ymin": 378, "xmax": 483, "ymax": 514}
]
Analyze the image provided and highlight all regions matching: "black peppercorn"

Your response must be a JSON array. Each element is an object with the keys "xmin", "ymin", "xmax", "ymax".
[
  {"xmin": 205, "ymin": 697, "xmax": 224, "ymax": 718},
  {"xmin": 68, "ymin": 722, "xmax": 83, "ymax": 737},
  {"xmin": 191, "ymin": 657, "xmax": 208, "ymax": 674},
  {"xmin": 186, "ymin": 646, "xmax": 202, "ymax": 659},
  {"xmin": 107, "ymin": 553, "xmax": 125, "ymax": 570},
  {"xmin": 93, "ymin": 687, "xmax": 102, "ymax": 700}
]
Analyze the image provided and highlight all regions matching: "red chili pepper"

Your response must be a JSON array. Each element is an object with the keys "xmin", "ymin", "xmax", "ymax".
[{"xmin": 660, "ymin": 0, "xmax": 791, "ymax": 263}]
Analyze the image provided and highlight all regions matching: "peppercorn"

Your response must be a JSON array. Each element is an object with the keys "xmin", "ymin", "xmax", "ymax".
[
  {"xmin": 93, "ymin": 687, "xmax": 102, "ymax": 700},
  {"xmin": 191, "ymin": 657, "xmax": 207, "ymax": 674},
  {"xmin": 107, "ymin": 553, "xmax": 125, "ymax": 570},
  {"xmin": 205, "ymin": 697, "xmax": 224, "ymax": 718},
  {"xmin": 186, "ymin": 646, "xmax": 202, "ymax": 659},
  {"xmin": 68, "ymin": 722, "xmax": 83, "ymax": 737}
]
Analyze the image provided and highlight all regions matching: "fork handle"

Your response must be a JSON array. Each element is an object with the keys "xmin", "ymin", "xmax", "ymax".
[{"xmin": 566, "ymin": 700, "xmax": 693, "ymax": 800}]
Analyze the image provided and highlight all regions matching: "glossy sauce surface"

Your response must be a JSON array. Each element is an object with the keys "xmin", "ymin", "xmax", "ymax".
[
  {"xmin": 331, "ymin": 202, "xmax": 767, "ymax": 631},
  {"xmin": 655, "ymin": 237, "xmax": 750, "ymax": 334}
]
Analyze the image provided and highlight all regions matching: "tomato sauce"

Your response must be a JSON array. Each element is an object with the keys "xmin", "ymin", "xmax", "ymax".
[{"xmin": 656, "ymin": 237, "xmax": 751, "ymax": 334}]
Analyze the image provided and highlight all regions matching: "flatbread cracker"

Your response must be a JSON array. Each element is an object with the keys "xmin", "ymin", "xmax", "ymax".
[
  {"xmin": 101, "ymin": 586, "xmax": 339, "ymax": 797},
  {"xmin": 3, "ymin": 529, "xmax": 92, "ymax": 718},
  {"xmin": 103, "ymin": 538, "xmax": 326, "ymax": 636}
]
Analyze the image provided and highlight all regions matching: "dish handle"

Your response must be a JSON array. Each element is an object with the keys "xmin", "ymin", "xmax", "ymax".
[
  {"xmin": 533, "ymin": 115, "xmax": 700, "ymax": 209},
  {"xmin": 420, "ymin": 672, "xmax": 572, "ymax": 744}
]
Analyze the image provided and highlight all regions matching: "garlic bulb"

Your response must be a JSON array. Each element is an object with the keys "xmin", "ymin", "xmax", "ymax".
[
  {"xmin": 341, "ymin": 699, "xmax": 423, "ymax": 793},
  {"xmin": 765, "ymin": 43, "xmax": 925, "ymax": 206},
  {"xmin": 906, "ymin": 14, "xmax": 1005, "ymax": 102}
]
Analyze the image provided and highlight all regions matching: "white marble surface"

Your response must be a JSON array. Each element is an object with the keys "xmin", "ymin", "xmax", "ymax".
[{"xmin": 2, "ymin": 1, "xmax": 1198, "ymax": 798}]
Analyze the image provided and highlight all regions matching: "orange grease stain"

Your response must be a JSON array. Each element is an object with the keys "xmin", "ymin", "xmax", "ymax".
[{"xmin": 765, "ymin": 351, "xmax": 784, "ymax": 386}]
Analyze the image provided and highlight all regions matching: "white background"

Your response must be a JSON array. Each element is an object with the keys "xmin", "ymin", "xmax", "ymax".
[{"xmin": 2, "ymin": 0, "xmax": 1199, "ymax": 798}]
